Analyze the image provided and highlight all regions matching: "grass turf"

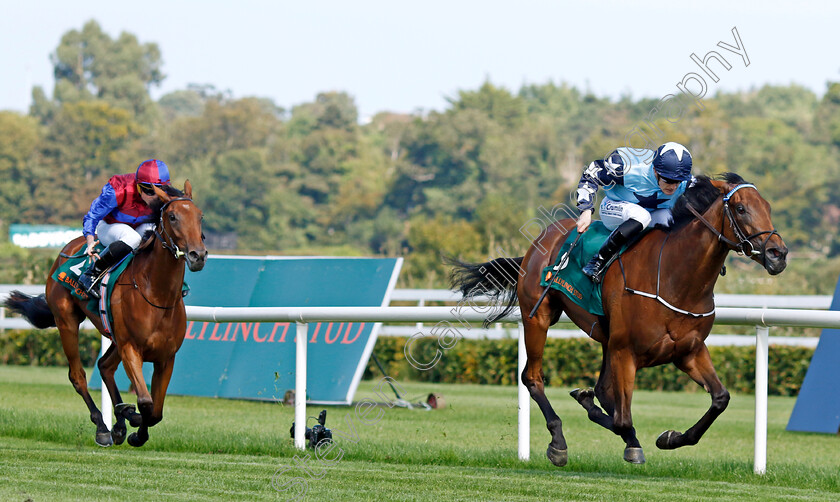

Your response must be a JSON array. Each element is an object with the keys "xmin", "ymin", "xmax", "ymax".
[{"xmin": 0, "ymin": 365, "xmax": 838, "ymax": 501}]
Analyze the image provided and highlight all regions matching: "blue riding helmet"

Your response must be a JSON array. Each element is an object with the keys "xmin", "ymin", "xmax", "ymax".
[{"xmin": 652, "ymin": 142, "xmax": 692, "ymax": 181}]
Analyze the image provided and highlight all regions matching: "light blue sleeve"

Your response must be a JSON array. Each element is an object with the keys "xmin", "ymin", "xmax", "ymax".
[{"xmin": 82, "ymin": 183, "xmax": 118, "ymax": 236}]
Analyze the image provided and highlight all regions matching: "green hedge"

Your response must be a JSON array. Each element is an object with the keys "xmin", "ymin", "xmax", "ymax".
[
  {"xmin": 1, "ymin": 329, "xmax": 814, "ymax": 397},
  {"xmin": 363, "ymin": 336, "xmax": 815, "ymax": 397},
  {"xmin": 0, "ymin": 329, "xmax": 101, "ymax": 366}
]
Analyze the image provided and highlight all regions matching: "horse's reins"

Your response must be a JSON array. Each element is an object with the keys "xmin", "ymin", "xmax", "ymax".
[
  {"xmin": 128, "ymin": 196, "xmax": 195, "ymax": 310},
  {"xmin": 622, "ymin": 183, "xmax": 778, "ymax": 318},
  {"xmin": 620, "ymin": 233, "xmax": 716, "ymax": 318}
]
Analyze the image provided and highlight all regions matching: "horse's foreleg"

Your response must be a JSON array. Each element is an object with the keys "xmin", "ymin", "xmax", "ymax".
[
  {"xmin": 607, "ymin": 348, "xmax": 644, "ymax": 463},
  {"xmin": 97, "ymin": 343, "xmax": 139, "ymax": 446},
  {"xmin": 147, "ymin": 357, "xmax": 175, "ymax": 428},
  {"xmin": 657, "ymin": 345, "xmax": 729, "ymax": 450},
  {"xmin": 520, "ymin": 316, "xmax": 567, "ymax": 467},
  {"xmin": 118, "ymin": 345, "xmax": 153, "ymax": 447},
  {"xmin": 57, "ymin": 318, "xmax": 113, "ymax": 447},
  {"xmin": 571, "ymin": 351, "xmax": 643, "ymax": 463}
]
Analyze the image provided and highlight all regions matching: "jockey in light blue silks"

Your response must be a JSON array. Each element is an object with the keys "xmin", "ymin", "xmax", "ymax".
[
  {"xmin": 77, "ymin": 159, "xmax": 173, "ymax": 298},
  {"xmin": 575, "ymin": 142, "xmax": 694, "ymax": 283}
]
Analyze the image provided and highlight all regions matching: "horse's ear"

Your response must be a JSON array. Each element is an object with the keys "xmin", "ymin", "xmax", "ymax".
[
  {"xmin": 710, "ymin": 179, "xmax": 729, "ymax": 195},
  {"xmin": 184, "ymin": 179, "xmax": 193, "ymax": 199},
  {"xmin": 153, "ymin": 184, "xmax": 171, "ymax": 203}
]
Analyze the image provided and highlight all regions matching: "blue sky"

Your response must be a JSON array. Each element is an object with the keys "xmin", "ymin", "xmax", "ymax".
[{"xmin": 1, "ymin": 0, "xmax": 838, "ymax": 119}]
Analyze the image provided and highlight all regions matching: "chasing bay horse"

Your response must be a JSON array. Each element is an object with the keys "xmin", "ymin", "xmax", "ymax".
[
  {"xmin": 451, "ymin": 173, "xmax": 787, "ymax": 465},
  {"xmin": 6, "ymin": 181, "xmax": 207, "ymax": 447}
]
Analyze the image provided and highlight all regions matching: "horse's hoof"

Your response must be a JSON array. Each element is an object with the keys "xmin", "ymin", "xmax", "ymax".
[
  {"xmin": 116, "ymin": 403, "xmax": 142, "ymax": 427},
  {"xmin": 95, "ymin": 432, "xmax": 113, "ymax": 447},
  {"xmin": 546, "ymin": 445, "xmax": 568, "ymax": 467},
  {"xmin": 624, "ymin": 447, "xmax": 646, "ymax": 464},
  {"xmin": 127, "ymin": 414, "xmax": 143, "ymax": 428},
  {"xmin": 656, "ymin": 430, "xmax": 681, "ymax": 450},
  {"xmin": 127, "ymin": 432, "xmax": 146, "ymax": 448},
  {"xmin": 111, "ymin": 425, "xmax": 127, "ymax": 445},
  {"xmin": 569, "ymin": 388, "xmax": 594, "ymax": 403},
  {"xmin": 115, "ymin": 403, "xmax": 135, "ymax": 415}
]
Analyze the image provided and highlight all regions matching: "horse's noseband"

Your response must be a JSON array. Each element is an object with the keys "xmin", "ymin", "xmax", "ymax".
[{"xmin": 154, "ymin": 197, "xmax": 194, "ymax": 260}]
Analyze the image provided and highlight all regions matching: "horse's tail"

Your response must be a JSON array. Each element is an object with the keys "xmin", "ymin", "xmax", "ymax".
[
  {"xmin": 4, "ymin": 291, "xmax": 56, "ymax": 329},
  {"xmin": 447, "ymin": 256, "xmax": 524, "ymax": 327}
]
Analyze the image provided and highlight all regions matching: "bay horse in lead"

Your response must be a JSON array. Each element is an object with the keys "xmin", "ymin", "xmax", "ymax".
[
  {"xmin": 6, "ymin": 181, "xmax": 207, "ymax": 447},
  {"xmin": 451, "ymin": 173, "xmax": 787, "ymax": 465}
]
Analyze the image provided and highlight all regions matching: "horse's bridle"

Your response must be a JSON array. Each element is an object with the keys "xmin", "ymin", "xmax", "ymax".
[
  {"xmin": 686, "ymin": 184, "xmax": 780, "ymax": 264},
  {"xmin": 154, "ymin": 197, "xmax": 195, "ymax": 260},
  {"xmin": 125, "ymin": 196, "xmax": 197, "ymax": 310}
]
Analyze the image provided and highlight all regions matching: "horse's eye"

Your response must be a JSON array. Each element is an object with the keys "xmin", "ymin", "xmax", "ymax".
[
  {"xmin": 168, "ymin": 213, "xmax": 177, "ymax": 222},
  {"xmin": 736, "ymin": 204, "xmax": 746, "ymax": 215}
]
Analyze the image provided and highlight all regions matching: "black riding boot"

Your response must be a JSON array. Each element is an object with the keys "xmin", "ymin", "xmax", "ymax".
[
  {"xmin": 582, "ymin": 219, "xmax": 644, "ymax": 283},
  {"xmin": 78, "ymin": 241, "xmax": 133, "ymax": 299}
]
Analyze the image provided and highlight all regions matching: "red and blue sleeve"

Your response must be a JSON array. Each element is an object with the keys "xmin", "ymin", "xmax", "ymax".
[{"xmin": 82, "ymin": 183, "xmax": 118, "ymax": 236}]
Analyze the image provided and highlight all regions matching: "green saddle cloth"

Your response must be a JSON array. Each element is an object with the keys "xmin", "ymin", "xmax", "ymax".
[
  {"xmin": 52, "ymin": 245, "xmax": 190, "ymax": 337},
  {"xmin": 539, "ymin": 221, "xmax": 612, "ymax": 317},
  {"xmin": 52, "ymin": 244, "xmax": 133, "ymax": 336}
]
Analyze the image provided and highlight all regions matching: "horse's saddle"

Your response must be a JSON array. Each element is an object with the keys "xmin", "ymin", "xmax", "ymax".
[
  {"xmin": 52, "ymin": 244, "xmax": 133, "ymax": 338},
  {"xmin": 539, "ymin": 221, "xmax": 642, "ymax": 317}
]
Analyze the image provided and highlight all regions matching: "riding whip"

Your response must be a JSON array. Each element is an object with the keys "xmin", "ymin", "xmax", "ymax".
[{"xmin": 528, "ymin": 232, "xmax": 582, "ymax": 318}]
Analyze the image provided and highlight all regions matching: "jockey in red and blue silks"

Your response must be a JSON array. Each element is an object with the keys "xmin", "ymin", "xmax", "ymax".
[
  {"xmin": 78, "ymin": 159, "xmax": 172, "ymax": 298},
  {"xmin": 575, "ymin": 142, "xmax": 694, "ymax": 283}
]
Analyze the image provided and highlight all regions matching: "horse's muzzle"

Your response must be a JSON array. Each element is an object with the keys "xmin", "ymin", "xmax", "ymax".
[
  {"xmin": 763, "ymin": 245, "xmax": 788, "ymax": 275},
  {"xmin": 187, "ymin": 249, "xmax": 208, "ymax": 272}
]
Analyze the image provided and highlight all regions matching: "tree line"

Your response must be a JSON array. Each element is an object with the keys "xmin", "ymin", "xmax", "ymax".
[{"xmin": 2, "ymin": 20, "xmax": 839, "ymax": 288}]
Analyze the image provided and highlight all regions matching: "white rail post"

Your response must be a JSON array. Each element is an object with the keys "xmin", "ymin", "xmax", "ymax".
[
  {"xmin": 100, "ymin": 336, "xmax": 112, "ymax": 428},
  {"xmin": 754, "ymin": 325, "xmax": 769, "ymax": 475},
  {"xmin": 416, "ymin": 299, "xmax": 425, "ymax": 330},
  {"xmin": 294, "ymin": 322, "xmax": 308, "ymax": 450},
  {"xmin": 518, "ymin": 322, "xmax": 530, "ymax": 461}
]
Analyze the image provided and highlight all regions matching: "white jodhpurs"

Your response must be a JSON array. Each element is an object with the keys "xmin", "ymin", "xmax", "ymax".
[
  {"xmin": 599, "ymin": 198, "xmax": 672, "ymax": 231},
  {"xmin": 95, "ymin": 221, "xmax": 155, "ymax": 249}
]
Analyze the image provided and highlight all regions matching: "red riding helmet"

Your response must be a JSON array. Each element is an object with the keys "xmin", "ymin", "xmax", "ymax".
[{"xmin": 135, "ymin": 159, "xmax": 172, "ymax": 186}]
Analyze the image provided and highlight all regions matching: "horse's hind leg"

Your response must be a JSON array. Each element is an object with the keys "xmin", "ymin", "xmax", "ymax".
[
  {"xmin": 571, "ymin": 383, "xmax": 614, "ymax": 431},
  {"xmin": 656, "ymin": 345, "xmax": 729, "ymax": 450},
  {"xmin": 56, "ymin": 315, "xmax": 113, "ymax": 447},
  {"xmin": 521, "ymin": 315, "xmax": 567, "ymax": 467},
  {"xmin": 571, "ymin": 353, "xmax": 615, "ymax": 430}
]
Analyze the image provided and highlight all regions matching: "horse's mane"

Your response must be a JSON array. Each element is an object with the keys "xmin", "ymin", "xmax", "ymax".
[{"xmin": 667, "ymin": 172, "xmax": 748, "ymax": 231}]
